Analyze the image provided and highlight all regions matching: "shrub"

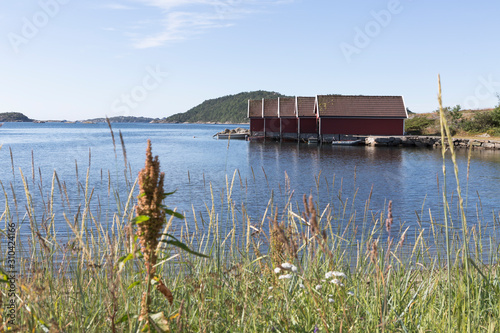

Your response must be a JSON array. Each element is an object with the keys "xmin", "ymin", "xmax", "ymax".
[
  {"xmin": 492, "ymin": 102, "xmax": 500, "ymax": 127},
  {"xmin": 405, "ymin": 116, "xmax": 435, "ymax": 134},
  {"xmin": 462, "ymin": 110, "xmax": 495, "ymax": 132}
]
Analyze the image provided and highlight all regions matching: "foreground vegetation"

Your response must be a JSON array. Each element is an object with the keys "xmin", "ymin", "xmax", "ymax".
[
  {"xmin": 405, "ymin": 101, "xmax": 500, "ymax": 137},
  {"xmin": 1, "ymin": 86, "xmax": 500, "ymax": 332}
]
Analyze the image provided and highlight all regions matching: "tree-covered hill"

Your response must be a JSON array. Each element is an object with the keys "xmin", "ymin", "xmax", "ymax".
[
  {"xmin": 0, "ymin": 112, "xmax": 33, "ymax": 122},
  {"xmin": 161, "ymin": 91, "xmax": 289, "ymax": 124}
]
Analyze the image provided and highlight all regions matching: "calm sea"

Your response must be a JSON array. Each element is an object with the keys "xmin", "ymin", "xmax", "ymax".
[{"xmin": 1, "ymin": 122, "xmax": 499, "ymax": 253}]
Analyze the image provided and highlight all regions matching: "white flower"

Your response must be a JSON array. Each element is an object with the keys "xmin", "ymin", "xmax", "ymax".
[
  {"xmin": 331, "ymin": 279, "xmax": 344, "ymax": 287},
  {"xmin": 274, "ymin": 267, "xmax": 281, "ymax": 274},
  {"xmin": 281, "ymin": 263, "xmax": 298, "ymax": 272},
  {"xmin": 328, "ymin": 298, "xmax": 334, "ymax": 303},
  {"xmin": 347, "ymin": 291, "xmax": 354, "ymax": 296},
  {"xmin": 279, "ymin": 274, "xmax": 293, "ymax": 280},
  {"xmin": 299, "ymin": 284, "xmax": 305, "ymax": 289},
  {"xmin": 268, "ymin": 287, "xmax": 273, "ymax": 290},
  {"xmin": 325, "ymin": 271, "xmax": 346, "ymax": 279},
  {"xmin": 268, "ymin": 296, "xmax": 273, "ymax": 300},
  {"xmin": 315, "ymin": 284, "xmax": 322, "ymax": 290}
]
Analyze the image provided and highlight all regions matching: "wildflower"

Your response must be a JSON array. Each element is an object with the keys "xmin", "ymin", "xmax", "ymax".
[
  {"xmin": 274, "ymin": 267, "xmax": 281, "ymax": 274},
  {"xmin": 331, "ymin": 279, "xmax": 344, "ymax": 287},
  {"xmin": 328, "ymin": 298, "xmax": 334, "ymax": 303},
  {"xmin": 299, "ymin": 284, "xmax": 305, "ymax": 289},
  {"xmin": 268, "ymin": 296, "xmax": 273, "ymax": 300},
  {"xmin": 281, "ymin": 262, "xmax": 298, "ymax": 272},
  {"xmin": 315, "ymin": 284, "xmax": 322, "ymax": 291},
  {"xmin": 347, "ymin": 291, "xmax": 354, "ymax": 296},
  {"xmin": 325, "ymin": 271, "xmax": 346, "ymax": 279},
  {"xmin": 268, "ymin": 287, "xmax": 273, "ymax": 290},
  {"xmin": 279, "ymin": 274, "xmax": 293, "ymax": 280}
]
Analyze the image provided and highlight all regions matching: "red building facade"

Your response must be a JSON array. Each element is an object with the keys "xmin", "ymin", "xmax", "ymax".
[{"xmin": 248, "ymin": 94, "xmax": 407, "ymax": 141}]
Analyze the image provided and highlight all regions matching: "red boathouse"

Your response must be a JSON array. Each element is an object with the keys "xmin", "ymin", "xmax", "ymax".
[{"xmin": 248, "ymin": 94, "xmax": 407, "ymax": 141}]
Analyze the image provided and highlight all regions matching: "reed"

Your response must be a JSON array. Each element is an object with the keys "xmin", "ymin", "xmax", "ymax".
[{"xmin": 0, "ymin": 86, "xmax": 499, "ymax": 332}]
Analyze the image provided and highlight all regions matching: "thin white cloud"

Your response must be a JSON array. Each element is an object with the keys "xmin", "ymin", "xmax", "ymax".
[
  {"xmin": 103, "ymin": 3, "xmax": 135, "ymax": 10},
  {"xmin": 131, "ymin": 0, "xmax": 293, "ymax": 48}
]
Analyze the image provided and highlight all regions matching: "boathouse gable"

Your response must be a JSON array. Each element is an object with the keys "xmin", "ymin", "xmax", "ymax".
[
  {"xmin": 296, "ymin": 96, "xmax": 318, "ymax": 140},
  {"xmin": 278, "ymin": 97, "xmax": 298, "ymax": 139},
  {"xmin": 263, "ymin": 98, "xmax": 280, "ymax": 139},
  {"xmin": 248, "ymin": 99, "xmax": 264, "ymax": 135}
]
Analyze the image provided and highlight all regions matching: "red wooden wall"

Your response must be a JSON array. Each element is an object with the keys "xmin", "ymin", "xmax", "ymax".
[
  {"xmin": 299, "ymin": 118, "xmax": 317, "ymax": 133},
  {"xmin": 250, "ymin": 119, "xmax": 264, "ymax": 132},
  {"xmin": 265, "ymin": 118, "xmax": 280, "ymax": 132},
  {"xmin": 321, "ymin": 118, "xmax": 404, "ymax": 135},
  {"xmin": 281, "ymin": 118, "xmax": 298, "ymax": 134}
]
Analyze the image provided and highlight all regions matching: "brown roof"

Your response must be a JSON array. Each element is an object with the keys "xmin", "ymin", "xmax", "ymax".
[
  {"xmin": 263, "ymin": 99, "xmax": 279, "ymax": 117},
  {"xmin": 248, "ymin": 99, "xmax": 263, "ymax": 118},
  {"xmin": 296, "ymin": 97, "xmax": 316, "ymax": 117},
  {"xmin": 279, "ymin": 97, "xmax": 296, "ymax": 117},
  {"xmin": 316, "ymin": 95, "xmax": 407, "ymax": 118}
]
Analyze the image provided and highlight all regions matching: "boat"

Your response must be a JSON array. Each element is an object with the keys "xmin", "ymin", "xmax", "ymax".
[
  {"xmin": 216, "ymin": 133, "xmax": 248, "ymax": 140},
  {"xmin": 307, "ymin": 138, "xmax": 318, "ymax": 144},
  {"xmin": 331, "ymin": 140, "xmax": 362, "ymax": 146}
]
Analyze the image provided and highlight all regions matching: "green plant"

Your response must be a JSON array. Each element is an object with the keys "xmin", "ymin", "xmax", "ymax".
[
  {"xmin": 133, "ymin": 139, "xmax": 209, "ymax": 332},
  {"xmin": 462, "ymin": 110, "xmax": 495, "ymax": 132},
  {"xmin": 405, "ymin": 116, "xmax": 435, "ymax": 134},
  {"xmin": 491, "ymin": 99, "xmax": 500, "ymax": 127}
]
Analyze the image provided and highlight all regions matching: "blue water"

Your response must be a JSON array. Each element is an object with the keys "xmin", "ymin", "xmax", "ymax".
[{"xmin": 1, "ymin": 122, "xmax": 499, "ymax": 255}]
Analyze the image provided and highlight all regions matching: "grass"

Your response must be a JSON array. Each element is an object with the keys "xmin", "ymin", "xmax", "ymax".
[
  {"xmin": 405, "ymin": 103, "xmax": 500, "ymax": 139},
  {"xmin": 1, "ymin": 87, "xmax": 500, "ymax": 332}
]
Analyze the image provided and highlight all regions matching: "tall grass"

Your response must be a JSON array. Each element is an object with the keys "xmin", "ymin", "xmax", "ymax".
[{"xmin": 1, "ymin": 93, "xmax": 500, "ymax": 331}]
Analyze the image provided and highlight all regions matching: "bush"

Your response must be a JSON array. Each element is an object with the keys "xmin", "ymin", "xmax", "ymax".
[
  {"xmin": 492, "ymin": 103, "xmax": 500, "ymax": 127},
  {"xmin": 462, "ymin": 111, "xmax": 495, "ymax": 133},
  {"xmin": 405, "ymin": 116, "xmax": 435, "ymax": 135}
]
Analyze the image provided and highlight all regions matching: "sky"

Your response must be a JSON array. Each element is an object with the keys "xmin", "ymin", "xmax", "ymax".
[{"xmin": 0, "ymin": 0, "xmax": 499, "ymax": 121}]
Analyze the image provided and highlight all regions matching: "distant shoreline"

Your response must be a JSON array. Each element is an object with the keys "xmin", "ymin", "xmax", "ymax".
[{"xmin": 1, "ymin": 119, "xmax": 250, "ymax": 125}]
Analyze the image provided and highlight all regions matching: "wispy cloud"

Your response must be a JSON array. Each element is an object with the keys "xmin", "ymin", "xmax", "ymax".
[
  {"xmin": 103, "ymin": 3, "xmax": 136, "ymax": 10},
  {"xmin": 130, "ymin": 0, "xmax": 293, "ymax": 48}
]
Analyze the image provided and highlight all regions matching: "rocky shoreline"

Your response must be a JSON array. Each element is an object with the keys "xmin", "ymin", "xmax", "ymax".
[{"xmin": 364, "ymin": 136, "xmax": 500, "ymax": 150}]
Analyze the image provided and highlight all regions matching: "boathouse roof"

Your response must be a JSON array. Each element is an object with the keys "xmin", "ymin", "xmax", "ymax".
[
  {"xmin": 279, "ymin": 97, "xmax": 296, "ymax": 117},
  {"xmin": 263, "ymin": 99, "xmax": 279, "ymax": 118},
  {"xmin": 296, "ymin": 97, "xmax": 316, "ymax": 117},
  {"xmin": 248, "ymin": 99, "xmax": 263, "ymax": 118},
  {"xmin": 316, "ymin": 95, "xmax": 407, "ymax": 118}
]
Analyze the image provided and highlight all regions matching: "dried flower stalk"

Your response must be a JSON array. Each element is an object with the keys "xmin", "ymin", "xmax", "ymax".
[{"xmin": 136, "ymin": 140, "xmax": 166, "ymax": 319}]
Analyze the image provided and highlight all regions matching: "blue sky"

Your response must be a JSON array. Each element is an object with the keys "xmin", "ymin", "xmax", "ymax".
[{"xmin": 1, "ymin": 0, "xmax": 499, "ymax": 121}]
